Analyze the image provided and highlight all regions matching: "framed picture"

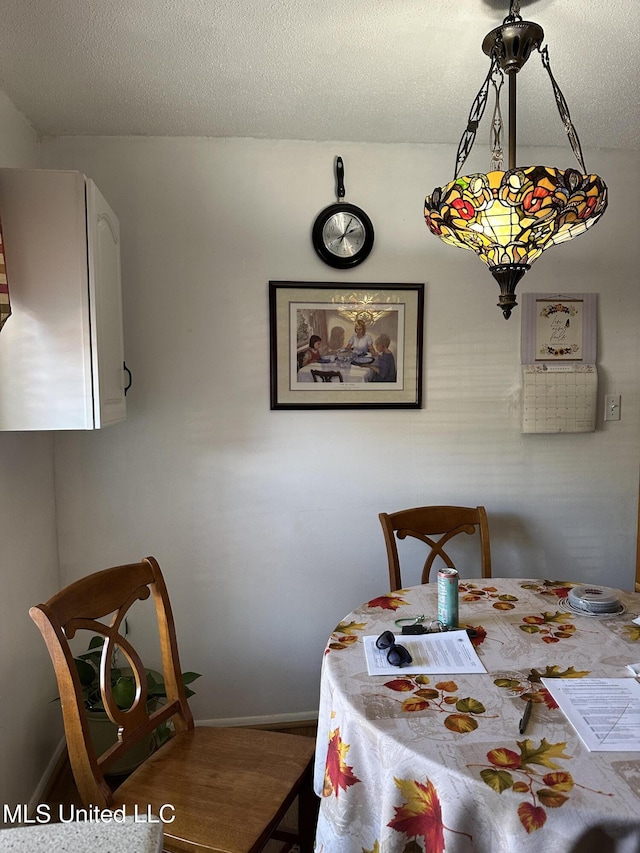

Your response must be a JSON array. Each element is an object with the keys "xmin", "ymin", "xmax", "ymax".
[
  {"xmin": 520, "ymin": 293, "xmax": 597, "ymax": 363},
  {"xmin": 269, "ymin": 281, "xmax": 424, "ymax": 409}
]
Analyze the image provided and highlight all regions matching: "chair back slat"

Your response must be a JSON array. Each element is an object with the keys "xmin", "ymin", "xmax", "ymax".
[{"xmin": 380, "ymin": 505, "xmax": 492, "ymax": 591}]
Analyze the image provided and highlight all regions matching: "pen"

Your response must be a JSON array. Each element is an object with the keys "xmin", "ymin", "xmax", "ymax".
[{"xmin": 519, "ymin": 699, "xmax": 533, "ymax": 735}]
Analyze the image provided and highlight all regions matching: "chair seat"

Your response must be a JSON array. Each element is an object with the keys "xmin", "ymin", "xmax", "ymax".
[{"xmin": 113, "ymin": 725, "xmax": 315, "ymax": 853}]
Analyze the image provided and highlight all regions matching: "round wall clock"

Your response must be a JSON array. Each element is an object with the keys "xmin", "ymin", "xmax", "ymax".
[{"xmin": 312, "ymin": 156, "xmax": 374, "ymax": 269}]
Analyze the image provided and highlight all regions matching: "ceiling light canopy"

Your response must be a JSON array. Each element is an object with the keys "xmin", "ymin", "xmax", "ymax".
[{"xmin": 424, "ymin": 1, "xmax": 608, "ymax": 319}]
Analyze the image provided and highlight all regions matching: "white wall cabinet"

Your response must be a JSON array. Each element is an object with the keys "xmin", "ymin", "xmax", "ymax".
[{"xmin": 0, "ymin": 168, "xmax": 126, "ymax": 429}]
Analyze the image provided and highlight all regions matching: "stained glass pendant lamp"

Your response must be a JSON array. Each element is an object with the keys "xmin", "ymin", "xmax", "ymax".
[{"xmin": 424, "ymin": 1, "xmax": 608, "ymax": 319}]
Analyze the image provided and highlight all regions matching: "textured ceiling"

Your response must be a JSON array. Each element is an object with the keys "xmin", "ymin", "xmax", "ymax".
[{"xmin": 0, "ymin": 0, "xmax": 638, "ymax": 151}]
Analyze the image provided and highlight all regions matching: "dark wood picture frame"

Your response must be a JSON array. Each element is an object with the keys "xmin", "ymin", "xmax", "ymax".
[{"xmin": 269, "ymin": 281, "xmax": 424, "ymax": 410}]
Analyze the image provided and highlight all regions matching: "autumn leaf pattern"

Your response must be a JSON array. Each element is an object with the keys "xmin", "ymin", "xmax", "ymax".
[
  {"xmin": 326, "ymin": 619, "xmax": 367, "ymax": 652},
  {"xmin": 388, "ymin": 777, "xmax": 472, "ymax": 851},
  {"xmin": 459, "ymin": 583, "xmax": 519, "ymax": 610},
  {"xmin": 388, "ymin": 777, "xmax": 446, "ymax": 852},
  {"xmin": 623, "ymin": 624, "xmax": 640, "ymax": 642},
  {"xmin": 467, "ymin": 623, "xmax": 487, "ymax": 648},
  {"xmin": 519, "ymin": 611, "xmax": 576, "ymax": 643},
  {"xmin": 494, "ymin": 664, "xmax": 590, "ymax": 709},
  {"xmin": 520, "ymin": 580, "xmax": 575, "ymax": 599},
  {"xmin": 323, "ymin": 728, "xmax": 360, "ymax": 797},
  {"xmin": 473, "ymin": 738, "xmax": 612, "ymax": 834},
  {"xmin": 314, "ymin": 578, "xmax": 634, "ymax": 853},
  {"xmin": 366, "ymin": 593, "xmax": 410, "ymax": 612},
  {"xmin": 383, "ymin": 675, "xmax": 489, "ymax": 732}
]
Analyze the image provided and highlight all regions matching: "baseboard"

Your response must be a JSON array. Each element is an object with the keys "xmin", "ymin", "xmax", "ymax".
[
  {"xmin": 195, "ymin": 711, "xmax": 319, "ymax": 729},
  {"xmin": 29, "ymin": 735, "xmax": 67, "ymax": 816}
]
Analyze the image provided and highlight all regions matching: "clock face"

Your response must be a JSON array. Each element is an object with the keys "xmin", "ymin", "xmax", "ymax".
[
  {"xmin": 312, "ymin": 203, "xmax": 374, "ymax": 269},
  {"xmin": 322, "ymin": 211, "xmax": 366, "ymax": 258}
]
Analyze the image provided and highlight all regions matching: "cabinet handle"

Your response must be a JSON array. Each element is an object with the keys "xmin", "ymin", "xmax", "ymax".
[{"xmin": 123, "ymin": 362, "xmax": 132, "ymax": 396}]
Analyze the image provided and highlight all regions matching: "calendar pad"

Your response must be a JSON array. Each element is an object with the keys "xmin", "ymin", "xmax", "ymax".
[{"xmin": 522, "ymin": 364, "xmax": 597, "ymax": 433}]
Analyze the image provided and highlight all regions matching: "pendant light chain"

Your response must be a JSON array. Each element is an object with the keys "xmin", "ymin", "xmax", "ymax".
[
  {"xmin": 489, "ymin": 72, "xmax": 504, "ymax": 171},
  {"xmin": 538, "ymin": 45, "xmax": 587, "ymax": 173},
  {"xmin": 453, "ymin": 53, "xmax": 502, "ymax": 179}
]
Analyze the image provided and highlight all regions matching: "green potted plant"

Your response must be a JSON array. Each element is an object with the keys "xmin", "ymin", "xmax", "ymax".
[{"xmin": 73, "ymin": 635, "xmax": 201, "ymax": 775}]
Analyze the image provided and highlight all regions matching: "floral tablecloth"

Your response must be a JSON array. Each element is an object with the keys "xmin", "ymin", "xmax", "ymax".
[{"xmin": 313, "ymin": 579, "xmax": 640, "ymax": 853}]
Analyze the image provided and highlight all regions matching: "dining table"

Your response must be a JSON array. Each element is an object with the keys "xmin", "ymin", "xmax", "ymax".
[
  {"xmin": 297, "ymin": 357, "xmax": 372, "ymax": 384},
  {"xmin": 313, "ymin": 578, "xmax": 640, "ymax": 853}
]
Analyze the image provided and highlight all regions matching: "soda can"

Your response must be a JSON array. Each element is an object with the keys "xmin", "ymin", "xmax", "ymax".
[{"xmin": 437, "ymin": 568, "xmax": 459, "ymax": 628}]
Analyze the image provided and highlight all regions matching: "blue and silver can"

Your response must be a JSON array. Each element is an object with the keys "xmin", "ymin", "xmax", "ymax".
[{"xmin": 437, "ymin": 568, "xmax": 459, "ymax": 628}]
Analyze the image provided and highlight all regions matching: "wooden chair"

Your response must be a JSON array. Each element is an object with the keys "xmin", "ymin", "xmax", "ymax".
[
  {"xmin": 379, "ymin": 506, "xmax": 492, "ymax": 591},
  {"xmin": 29, "ymin": 557, "xmax": 317, "ymax": 853},
  {"xmin": 311, "ymin": 369, "xmax": 343, "ymax": 383}
]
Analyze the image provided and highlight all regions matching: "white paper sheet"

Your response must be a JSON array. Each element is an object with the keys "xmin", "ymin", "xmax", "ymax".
[
  {"xmin": 541, "ymin": 677, "xmax": 640, "ymax": 751},
  {"xmin": 363, "ymin": 631, "xmax": 486, "ymax": 676}
]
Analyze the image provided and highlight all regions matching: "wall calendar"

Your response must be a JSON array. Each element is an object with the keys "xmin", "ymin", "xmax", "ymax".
[{"xmin": 520, "ymin": 294, "xmax": 597, "ymax": 434}]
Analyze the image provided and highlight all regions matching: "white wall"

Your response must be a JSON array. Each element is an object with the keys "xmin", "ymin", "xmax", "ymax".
[
  {"xmin": 0, "ymin": 92, "xmax": 63, "ymax": 817},
  {"xmin": 41, "ymin": 136, "xmax": 639, "ymax": 723}
]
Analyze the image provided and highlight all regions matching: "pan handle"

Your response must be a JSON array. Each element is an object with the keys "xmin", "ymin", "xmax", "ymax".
[{"xmin": 335, "ymin": 156, "xmax": 345, "ymax": 200}]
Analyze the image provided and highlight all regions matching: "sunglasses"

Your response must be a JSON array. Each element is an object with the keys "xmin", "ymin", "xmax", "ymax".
[{"xmin": 376, "ymin": 630, "xmax": 413, "ymax": 667}]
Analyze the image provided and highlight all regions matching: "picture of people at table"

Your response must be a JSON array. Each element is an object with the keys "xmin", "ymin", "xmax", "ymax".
[
  {"xmin": 345, "ymin": 320, "xmax": 376, "ymax": 356},
  {"xmin": 365, "ymin": 333, "xmax": 397, "ymax": 382},
  {"xmin": 294, "ymin": 308, "xmax": 400, "ymax": 378}
]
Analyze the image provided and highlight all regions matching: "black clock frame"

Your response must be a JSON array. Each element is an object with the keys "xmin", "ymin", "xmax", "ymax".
[{"xmin": 311, "ymin": 202, "xmax": 375, "ymax": 269}]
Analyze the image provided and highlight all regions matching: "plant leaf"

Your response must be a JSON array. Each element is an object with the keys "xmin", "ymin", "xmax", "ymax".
[
  {"xmin": 112, "ymin": 676, "xmax": 136, "ymax": 710},
  {"xmin": 74, "ymin": 658, "xmax": 96, "ymax": 687}
]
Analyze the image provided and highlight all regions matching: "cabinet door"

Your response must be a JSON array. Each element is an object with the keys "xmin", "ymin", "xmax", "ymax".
[
  {"xmin": 0, "ymin": 168, "xmax": 126, "ymax": 430},
  {"xmin": 87, "ymin": 180, "xmax": 126, "ymax": 427}
]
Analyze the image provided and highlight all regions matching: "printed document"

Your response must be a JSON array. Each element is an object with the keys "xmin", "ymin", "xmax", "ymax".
[
  {"xmin": 363, "ymin": 632, "xmax": 486, "ymax": 676},
  {"xmin": 541, "ymin": 677, "xmax": 640, "ymax": 752}
]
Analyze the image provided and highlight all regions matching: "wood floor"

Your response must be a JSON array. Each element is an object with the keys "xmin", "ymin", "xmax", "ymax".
[{"xmin": 42, "ymin": 722, "xmax": 318, "ymax": 852}]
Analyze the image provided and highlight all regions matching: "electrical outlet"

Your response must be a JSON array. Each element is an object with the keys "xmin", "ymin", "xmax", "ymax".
[{"xmin": 604, "ymin": 394, "xmax": 621, "ymax": 421}]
